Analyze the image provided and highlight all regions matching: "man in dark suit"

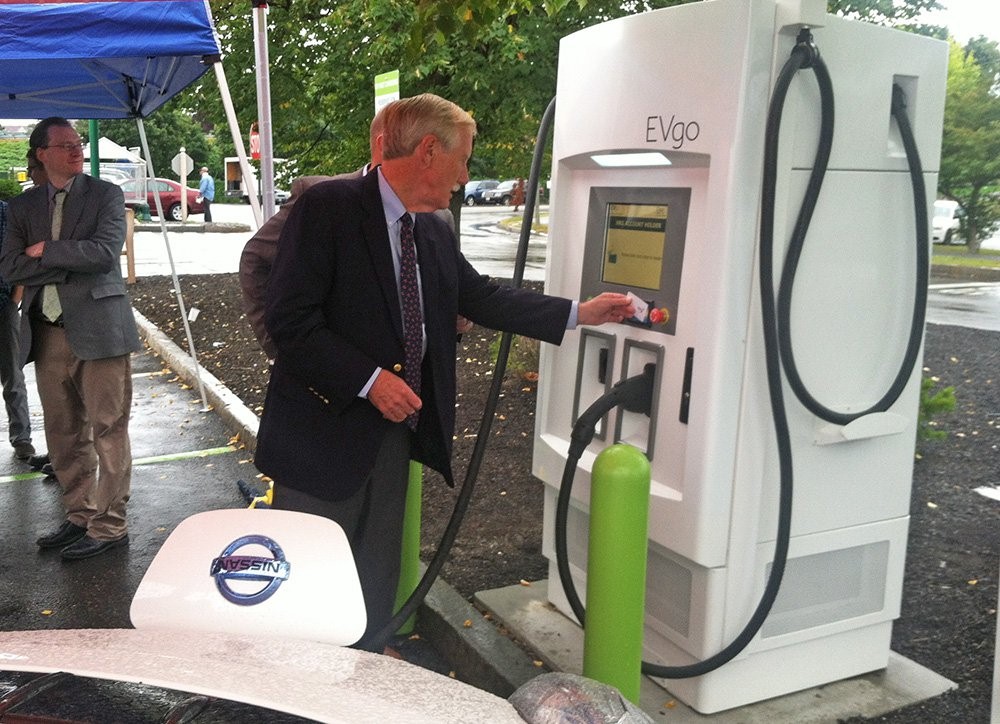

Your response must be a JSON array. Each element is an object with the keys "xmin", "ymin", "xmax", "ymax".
[
  {"xmin": 254, "ymin": 94, "xmax": 633, "ymax": 651},
  {"xmin": 240, "ymin": 108, "xmax": 462, "ymax": 361},
  {"xmin": 0, "ymin": 117, "xmax": 141, "ymax": 560}
]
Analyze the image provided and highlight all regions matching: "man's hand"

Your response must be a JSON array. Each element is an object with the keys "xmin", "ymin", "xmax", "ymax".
[
  {"xmin": 456, "ymin": 315, "xmax": 473, "ymax": 334},
  {"xmin": 25, "ymin": 241, "xmax": 46, "ymax": 258},
  {"xmin": 367, "ymin": 369, "xmax": 422, "ymax": 423},
  {"xmin": 578, "ymin": 292, "xmax": 635, "ymax": 326}
]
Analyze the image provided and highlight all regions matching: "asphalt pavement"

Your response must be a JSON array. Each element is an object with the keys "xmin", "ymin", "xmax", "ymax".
[{"xmin": 0, "ymin": 345, "xmax": 251, "ymax": 633}]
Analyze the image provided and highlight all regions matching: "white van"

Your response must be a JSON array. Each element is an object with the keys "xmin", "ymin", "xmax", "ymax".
[{"xmin": 932, "ymin": 199, "xmax": 962, "ymax": 245}]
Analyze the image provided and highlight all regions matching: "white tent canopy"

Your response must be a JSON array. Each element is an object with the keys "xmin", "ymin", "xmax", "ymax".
[{"xmin": 83, "ymin": 137, "xmax": 143, "ymax": 164}]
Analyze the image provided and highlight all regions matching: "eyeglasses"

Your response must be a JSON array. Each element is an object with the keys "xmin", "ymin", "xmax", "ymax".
[{"xmin": 41, "ymin": 142, "xmax": 84, "ymax": 153}]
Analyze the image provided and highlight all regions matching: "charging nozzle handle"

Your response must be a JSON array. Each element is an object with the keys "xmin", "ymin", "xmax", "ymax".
[
  {"xmin": 558, "ymin": 366, "xmax": 657, "ymax": 627},
  {"xmin": 569, "ymin": 364, "xmax": 656, "ymax": 455}
]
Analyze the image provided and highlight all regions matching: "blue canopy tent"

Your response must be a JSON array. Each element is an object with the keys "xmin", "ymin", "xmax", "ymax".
[
  {"xmin": 0, "ymin": 0, "xmax": 265, "ymax": 408},
  {"xmin": 0, "ymin": 0, "xmax": 219, "ymax": 119}
]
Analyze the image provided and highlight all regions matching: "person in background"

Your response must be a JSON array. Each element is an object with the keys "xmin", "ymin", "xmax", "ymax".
[
  {"xmin": 197, "ymin": 166, "xmax": 215, "ymax": 223},
  {"xmin": 253, "ymin": 94, "xmax": 634, "ymax": 652},
  {"xmin": 0, "ymin": 162, "xmax": 40, "ymax": 463},
  {"xmin": 511, "ymin": 177, "xmax": 526, "ymax": 211},
  {"xmin": 239, "ymin": 174, "xmax": 333, "ymax": 360},
  {"xmin": 0, "ymin": 117, "xmax": 141, "ymax": 560}
]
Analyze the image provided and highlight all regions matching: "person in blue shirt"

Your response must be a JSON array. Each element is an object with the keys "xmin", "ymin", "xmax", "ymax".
[{"xmin": 197, "ymin": 166, "xmax": 215, "ymax": 223}]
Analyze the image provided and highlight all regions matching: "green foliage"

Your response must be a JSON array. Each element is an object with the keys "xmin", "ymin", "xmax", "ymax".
[
  {"xmin": 827, "ymin": 0, "xmax": 946, "ymax": 36},
  {"xmin": 0, "ymin": 178, "xmax": 23, "ymax": 201},
  {"xmin": 86, "ymin": 103, "xmax": 222, "ymax": 182},
  {"xmin": 917, "ymin": 376, "xmax": 956, "ymax": 441},
  {"xmin": 938, "ymin": 39, "xmax": 1000, "ymax": 252},
  {"xmin": 119, "ymin": 0, "xmax": 966, "ymax": 188},
  {"xmin": 1, "ymin": 138, "xmax": 29, "ymax": 177},
  {"xmin": 192, "ymin": 0, "xmax": 686, "ymax": 180}
]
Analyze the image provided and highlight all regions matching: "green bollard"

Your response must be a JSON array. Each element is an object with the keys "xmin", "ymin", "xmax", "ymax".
[
  {"xmin": 582, "ymin": 443, "xmax": 651, "ymax": 704},
  {"xmin": 393, "ymin": 461, "xmax": 423, "ymax": 634}
]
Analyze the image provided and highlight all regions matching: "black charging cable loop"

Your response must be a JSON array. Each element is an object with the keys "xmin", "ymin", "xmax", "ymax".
[{"xmin": 555, "ymin": 28, "xmax": 927, "ymax": 680}]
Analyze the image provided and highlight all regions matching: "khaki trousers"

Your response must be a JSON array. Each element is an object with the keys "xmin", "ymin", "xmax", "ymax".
[{"xmin": 33, "ymin": 322, "xmax": 133, "ymax": 541}]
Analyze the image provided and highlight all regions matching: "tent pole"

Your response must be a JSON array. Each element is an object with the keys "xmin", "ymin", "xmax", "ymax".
[
  {"xmin": 88, "ymin": 120, "xmax": 100, "ymax": 177},
  {"xmin": 135, "ymin": 117, "xmax": 210, "ymax": 412},
  {"xmin": 212, "ymin": 62, "xmax": 264, "ymax": 228},
  {"xmin": 252, "ymin": 0, "xmax": 276, "ymax": 222}
]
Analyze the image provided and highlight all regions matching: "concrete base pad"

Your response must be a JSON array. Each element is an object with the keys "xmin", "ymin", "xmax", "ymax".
[{"xmin": 475, "ymin": 581, "xmax": 957, "ymax": 723}]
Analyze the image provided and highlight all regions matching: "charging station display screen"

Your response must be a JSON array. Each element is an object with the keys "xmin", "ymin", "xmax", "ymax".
[
  {"xmin": 602, "ymin": 203, "xmax": 668, "ymax": 290},
  {"xmin": 580, "ymin": 186, "xmax": 690, "ymax": 336}
]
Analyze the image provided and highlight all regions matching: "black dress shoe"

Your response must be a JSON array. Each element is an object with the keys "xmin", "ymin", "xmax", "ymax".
[
  {"xmin": 28, "ymin": 453, "xmax": 50, "ymax": 470},
  {"xmin": 61, "ymin": 534, "xmax": 129, "ymax": 561},
  {"xmin": 37, "ymin": 521, "xmax": 88, "ymax": 549},
  {"xmin": 41, "ymin": 463, "xmax": 57, "ymax": 481}
]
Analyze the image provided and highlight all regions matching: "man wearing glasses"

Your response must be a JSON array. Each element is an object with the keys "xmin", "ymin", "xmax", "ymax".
[{"xmin": 0, "ymin": 116, "xmax": 141, "ymax": 560}]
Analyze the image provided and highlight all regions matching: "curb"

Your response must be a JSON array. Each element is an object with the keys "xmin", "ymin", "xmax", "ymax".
[
  {"xmin": 930, "ymin": 263, "xmax": 1000, "ymax": 283},
  {"xmin": 133, "ymin": 309, "xmax": 259, "ymax": 450},
  {"xmin": 133, "ymin": 222, "xmax": 252, "ymax": 234},
  {"xmin": 131, "ymin": 308, "xmax": 539, "ymax": 698},
  {"xmin": 422, "ymin": 578, "xmax": 544, "ymax": 697}
]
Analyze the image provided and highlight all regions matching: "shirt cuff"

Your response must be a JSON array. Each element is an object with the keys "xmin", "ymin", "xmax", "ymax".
[
  {"xmin": 360, "ymin": 368, "xmax": 381, "ymax": 398},
  {"xmin": 567, "ymin": 300, "xmax": 579, "ymax": 329}
]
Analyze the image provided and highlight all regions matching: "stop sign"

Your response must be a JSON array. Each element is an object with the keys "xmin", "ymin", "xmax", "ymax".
[{"xmin": 171, "ymin": 151, "xmax": 195, "ymax": 177}]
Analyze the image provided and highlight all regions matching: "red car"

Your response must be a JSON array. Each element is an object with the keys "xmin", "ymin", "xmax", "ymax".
[{"xmin": 120, "ymin": 178, "xmax": 205, "ymax": 221}]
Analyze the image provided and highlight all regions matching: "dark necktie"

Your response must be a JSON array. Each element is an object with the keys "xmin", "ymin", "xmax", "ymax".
[{"xmin": 399, "ymin": 213, "xmax": 422, "ymax": 429}]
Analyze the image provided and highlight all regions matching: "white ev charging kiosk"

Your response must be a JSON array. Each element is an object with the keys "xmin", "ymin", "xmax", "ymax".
[{"xmin": 532, "ymin": 0, "xmax": 948, "ymax": 713}]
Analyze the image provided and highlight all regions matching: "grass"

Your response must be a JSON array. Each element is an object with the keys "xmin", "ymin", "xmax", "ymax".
[{"xmin": 931, "ymin": 243, "xmax": 1000, "ymax": 270}]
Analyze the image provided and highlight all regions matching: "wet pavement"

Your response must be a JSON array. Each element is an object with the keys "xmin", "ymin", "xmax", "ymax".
[
  {"xmin": 0, "ymin": 347, "xmax": 252, "ymax": 633},
  {"xmin": 926, "ymin": 281, "xmax": 1000, "ymax": 332},
  {"xmin": 126, "ymin": 203, "xmax": 547, "ymax": 281}
]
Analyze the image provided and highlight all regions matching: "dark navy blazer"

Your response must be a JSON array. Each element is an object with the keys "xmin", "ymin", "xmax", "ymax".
[{"xmin": 255, "ymin": 171, "xmax": 571, "ymax": 501}]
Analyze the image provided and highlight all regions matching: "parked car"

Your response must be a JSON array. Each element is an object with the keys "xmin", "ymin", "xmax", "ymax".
[
  {"xmin": 252, "ymin": 188, "xmax": 290, "ymax": 205},
  {"xmin": 85, "ymin": 167, "xmax": 133, "ymax": 185},
  {"xmin": 463, "ymin": 179, "xmax": 498, "ymax": 206},
  {"xmin": 932, "ymin": 199, "xmax": 962, "ymax": 245},
  {"xmin": 119, "ymin": 178, "xmax": 204, "ymax": 221},
  {"xmin": 481, "ymin": 179, "xmax": 518, "ymax": 205}
]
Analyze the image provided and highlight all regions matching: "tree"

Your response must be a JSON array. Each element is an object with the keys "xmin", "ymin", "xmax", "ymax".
[
  {"xmin": 92, "ymin": 107, "xmax": 223, "ymax": 187},
  {"xmin": 188, "ymin": 1, "xmax": 689, "ymax": 180},
  {"xmin": 135, "ymin": 0, "xmax": 952, "ymax": 186},
  {"xmin": 938, "ymin": 39, "xmax": 1000, "ymax": 252},
  {"xmin": 1, "ymin": 138, "xmax": 29, "ymax": 178}
]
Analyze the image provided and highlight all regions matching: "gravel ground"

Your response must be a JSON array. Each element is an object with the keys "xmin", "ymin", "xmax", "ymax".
[{"xmin": 129, "ymin": 273, "xmax": 998, "ymax": 723}]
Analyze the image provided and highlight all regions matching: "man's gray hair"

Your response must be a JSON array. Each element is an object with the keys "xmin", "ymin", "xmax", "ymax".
[{"xmin": 380, "ymin": 94, "xmax": 476, "ymax": 160}]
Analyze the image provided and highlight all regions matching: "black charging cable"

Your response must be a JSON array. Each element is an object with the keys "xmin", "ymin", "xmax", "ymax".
[{"xmin": 554, "ymin": 26, "xmax": 930, "ymax": 679}]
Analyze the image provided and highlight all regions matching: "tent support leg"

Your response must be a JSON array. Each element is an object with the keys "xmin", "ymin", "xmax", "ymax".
[
  {"xmin": 213, "ymin": 62, "xmax": 264, "ymax": 229},
  {"xmin": 135, "ymin": 117, "xmax": 210, "ymax": 412},
  {"xmin": 252, "ymin": 1, "xmax": 276, "ymax": 222}
]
